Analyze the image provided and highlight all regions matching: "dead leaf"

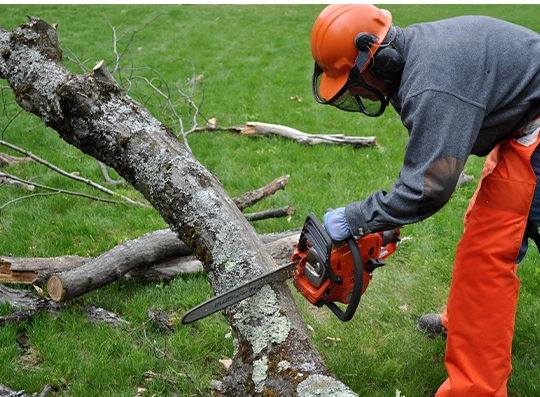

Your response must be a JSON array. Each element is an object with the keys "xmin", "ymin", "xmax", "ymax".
[
  {"xmin": 33, "ymin": 285, "xmax": 47, "ymax": 299},
  {"xmin": 219, "ymin": 358, "xmax": 232, "ymax": 369},
  {"xmin": 399, "ymin": 303, "xmax": 409, "ymax": 312}
]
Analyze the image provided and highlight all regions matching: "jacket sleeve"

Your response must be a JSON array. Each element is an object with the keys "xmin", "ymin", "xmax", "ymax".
[{"xmin": 344, "ymin": 89, "xmax": 485, "ymax": 235}]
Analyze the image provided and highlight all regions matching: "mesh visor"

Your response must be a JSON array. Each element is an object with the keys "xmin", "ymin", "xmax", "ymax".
[{"xmin": 312, "ymin": 63, "xmax": 387, "ymax": 117}]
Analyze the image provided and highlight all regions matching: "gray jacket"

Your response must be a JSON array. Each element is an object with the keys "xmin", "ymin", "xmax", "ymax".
[{"xmin": 345, "ymin": 15, "xmax": 540, "ymax": 235}]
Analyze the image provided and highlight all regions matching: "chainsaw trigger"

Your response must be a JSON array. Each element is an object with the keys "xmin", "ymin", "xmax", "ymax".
[{"xmin": 365, "ymin": 258, "xmax": 386, "ymax": 274}]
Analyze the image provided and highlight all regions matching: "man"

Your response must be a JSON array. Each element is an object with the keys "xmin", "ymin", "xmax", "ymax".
[{"xmin": 310, "ymin": 4, "xmax": 540, "ymax": 397}]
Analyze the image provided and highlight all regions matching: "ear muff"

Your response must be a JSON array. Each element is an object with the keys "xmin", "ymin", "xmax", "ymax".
[{"xmin": 371, "ymin": 46, "xmax": 405, "ymax": 83}]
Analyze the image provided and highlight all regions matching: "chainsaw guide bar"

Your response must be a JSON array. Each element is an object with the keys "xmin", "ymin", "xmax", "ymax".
[{"xmin": 181, "ymin": 260, "xmax": 299, "ymax": 324}]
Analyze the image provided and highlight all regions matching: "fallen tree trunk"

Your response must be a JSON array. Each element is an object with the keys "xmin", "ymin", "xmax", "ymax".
[{"xmin": 0, "ymin": 18, "xmax": 357, "ymax": 396}]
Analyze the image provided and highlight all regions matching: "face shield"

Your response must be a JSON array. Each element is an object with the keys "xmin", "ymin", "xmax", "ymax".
[{"xmin": 312, "ymin": 62, "xmax": 388, "ymax": 117}]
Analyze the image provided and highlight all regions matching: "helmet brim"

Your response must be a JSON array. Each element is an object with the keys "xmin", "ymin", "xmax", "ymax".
[{"xmin": 318, "ymin": 72, "xmax": 350, "ymax": 102}]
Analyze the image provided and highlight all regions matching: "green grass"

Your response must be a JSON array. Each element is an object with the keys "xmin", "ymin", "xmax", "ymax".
[{"xmin": 0, "ymin": 4, "xmax": 539, "ymax": 397}]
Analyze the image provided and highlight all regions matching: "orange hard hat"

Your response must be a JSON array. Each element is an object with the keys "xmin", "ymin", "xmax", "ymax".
[{"xmin": 311, "ymin": 4, "xmax": 393, "ymax": 100}]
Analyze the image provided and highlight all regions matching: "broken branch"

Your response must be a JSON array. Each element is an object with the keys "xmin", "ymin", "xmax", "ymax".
[
  {"xmin": 196, "ymin": 121, "xmax": 378, "ymax": 148},
  {"xmin": 233, "ymin": 174, "xmax": 290, "ymax": 211},
  {"xmin": 44, "ymin": 228, "xmax": 300, "ymax": 302},
  {"xmin": 244, "ymin": 205, "xmax": 296, "ymax": 222}
]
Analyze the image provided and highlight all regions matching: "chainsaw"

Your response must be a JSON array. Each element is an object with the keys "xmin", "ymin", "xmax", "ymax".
[{"xmin": 181, "ymin": 212, "xmax": 400, "ymax": 325}]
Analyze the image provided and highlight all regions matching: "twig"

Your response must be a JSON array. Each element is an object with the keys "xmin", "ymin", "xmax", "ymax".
[
  {"xmin": 0, "ymin": 174, "xmax": 137, "ymax": 212},
  {"xmin": 0, "ymin": 192, "xmax": 61, "ymax": 212},
  {"xmin": 124, "ymin": 70, "xmax": 199, "ymax": 151},
  {"xmin": 0, "ymin": 171, "xmax": 34, "ymax": 190},
  {"xmin": 1, "ymin": 108, "xmax": 23, "ymax": 140},
  {"xmin": 0, "ymin": 139, "xmax": 149, "ymax": 207},
  {"xmin": 97, "ymin": 161, "xmax": 125, "ymax": 185},
  {"xmin": 104, "ymin": 12, "xmax": 163, "ymax": 77}
]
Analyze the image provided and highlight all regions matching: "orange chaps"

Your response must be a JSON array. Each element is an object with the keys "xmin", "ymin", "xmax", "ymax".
[{"xmin": 436, "ymin": 121, "xmax": 540, "ymax": 397}]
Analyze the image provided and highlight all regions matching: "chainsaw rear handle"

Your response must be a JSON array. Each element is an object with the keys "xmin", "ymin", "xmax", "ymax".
[{"xmin": 325, "ymin": 236, "xmax": 363, "ymax": 322}]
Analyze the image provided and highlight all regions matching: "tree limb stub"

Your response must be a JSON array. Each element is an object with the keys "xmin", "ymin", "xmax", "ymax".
[
  {"xmin": 0, "ymin": 17, "xmax": 356, "ymax": 395},
  {"xmin": 244, "ymin": 205, "xmax": 296, "ymax": 222},
  {"xmin": 233, "ymin": 174, "xmax": 290, "ymax": 211}
]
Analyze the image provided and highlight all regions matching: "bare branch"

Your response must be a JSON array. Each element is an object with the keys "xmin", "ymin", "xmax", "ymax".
[
  {"xmin": 0, "ymin": 108, "xmax": 22, "ymax": 139},
  {"xmin": 97, "ymin": 160, "xmax": 125, "ymax": 185},
  {"xmin": 0, "ymin": 173, "xmax": 139, "ymax": 211},
  {"xmin": 103, "ymin": 12, "xmax": 163, "ymax": 77},
  {"xmin": 0, "ymin": 139, "xmax": 149, "ymax": 207},
  {"xmin": 0, "ymin": 192, "xmax": 61, "ymax": 212}
]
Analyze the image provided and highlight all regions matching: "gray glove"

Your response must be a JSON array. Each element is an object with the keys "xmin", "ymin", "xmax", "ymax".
[{"xmin": 322, "ymin": 207, "xmax": 352, "ymax": 241}]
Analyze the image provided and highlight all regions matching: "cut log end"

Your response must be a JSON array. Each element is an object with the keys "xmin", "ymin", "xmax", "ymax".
[{"xmin": 46, "ymin": 275, "xmax": 67, "ymax": 302}]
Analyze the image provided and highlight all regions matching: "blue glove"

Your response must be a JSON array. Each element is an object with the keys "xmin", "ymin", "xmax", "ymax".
[{"xmin": 323, "ymin": 207, "xmax": 352, "ymax": 242}]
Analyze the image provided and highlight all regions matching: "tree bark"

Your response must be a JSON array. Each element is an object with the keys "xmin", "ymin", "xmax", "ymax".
[
  {"xmin": 0, "ymin": 284, "xmax": 64, "ymax": 327},
  {"xmin": 0, "ymin": 17, "xmax": 357, "ymax": 396}
]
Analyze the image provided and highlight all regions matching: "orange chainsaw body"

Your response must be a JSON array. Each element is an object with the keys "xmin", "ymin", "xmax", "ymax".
[{"xmin": 291, "ymin": 232, "xmax": 398, "ymax": 307}]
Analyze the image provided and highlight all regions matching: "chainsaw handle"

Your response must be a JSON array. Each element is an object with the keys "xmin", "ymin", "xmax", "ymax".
[{"xmin": 325, "ymin": 236, "xmax": 363, "ymax": 322}]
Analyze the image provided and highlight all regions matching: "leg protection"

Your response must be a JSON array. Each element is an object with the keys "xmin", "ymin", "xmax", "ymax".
[{"xmin": 436, "ymin": 120, "xmax": 540, "ymax": 397}]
